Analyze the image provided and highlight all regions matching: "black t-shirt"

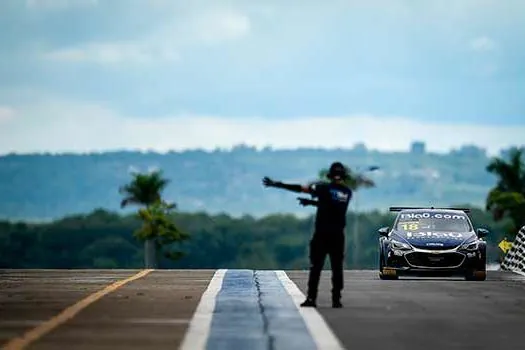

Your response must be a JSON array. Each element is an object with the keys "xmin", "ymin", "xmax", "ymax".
[{"xmin": 308, "ymin": 181, "xmax": 353, "ymax": 235}]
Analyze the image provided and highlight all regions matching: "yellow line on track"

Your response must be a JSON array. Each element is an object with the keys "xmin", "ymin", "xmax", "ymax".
[{"xmin": 2, "ymin": 269, "xmax": 154, "ymax": 350}]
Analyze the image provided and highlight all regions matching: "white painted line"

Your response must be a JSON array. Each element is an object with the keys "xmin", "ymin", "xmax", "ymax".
[
  {"xmin": 511, "ymin": 269, "xmax": 525, "ymax": 277},
  {"xmin": 275, "ymin": 270, "xmax": 346, "ymax": 350},
  {"xmin": 179, "ymin": 269, "xmax": 227, "ymax": 350}
]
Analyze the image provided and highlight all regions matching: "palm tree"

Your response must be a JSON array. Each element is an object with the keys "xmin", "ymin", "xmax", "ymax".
[
  {"xmin": 135, "ymin": 201, "xmax": 189, "ymax": 263},
  {"xmin": 119, "ymin": 169, "xmax": 173, "ymax": 268},
  {"xmin": 119, "ymin": 170, "xmax": 171, "ymax": 209},
  {"xmin": 485, "ymin": 147, "xmax": 525, "ymax": 236}
]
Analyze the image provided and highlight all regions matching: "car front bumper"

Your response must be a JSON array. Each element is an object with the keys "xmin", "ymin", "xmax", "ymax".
[{"xmin": 385, "ymin": 247, "xmax": 483, "ymax": 276}]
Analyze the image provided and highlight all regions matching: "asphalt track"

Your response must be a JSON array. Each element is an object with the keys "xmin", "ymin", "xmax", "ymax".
[{"xmin": 1, "ymin": 269, "xmax": 525, "ymax": 350}]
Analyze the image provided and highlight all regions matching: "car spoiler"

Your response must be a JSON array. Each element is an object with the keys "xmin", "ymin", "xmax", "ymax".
[{"xmin": 389, "ymin": 206, "xmax": 471, "ymax": 213}]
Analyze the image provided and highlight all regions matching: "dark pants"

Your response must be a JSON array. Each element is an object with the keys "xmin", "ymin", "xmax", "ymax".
[{"xmin": 306, "ymin": 233, "xmax": 345, "ymax": 301}]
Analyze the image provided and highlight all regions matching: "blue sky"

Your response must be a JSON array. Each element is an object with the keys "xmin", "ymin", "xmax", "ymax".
[{"xmin": 0, "ymin": 0, "xmax": 524, "ymax": 155}]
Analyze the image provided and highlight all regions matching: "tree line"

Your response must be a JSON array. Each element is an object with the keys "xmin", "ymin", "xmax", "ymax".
[{"xmin": 0, "ymin": 205, "xmax": 512, "ymax": 270}]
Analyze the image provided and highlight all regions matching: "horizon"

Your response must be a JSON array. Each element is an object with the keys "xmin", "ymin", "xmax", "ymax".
[
  {"xmin": 2, "ymin": 201, "xmax": 493, "ymax": 224},
  {"xmin": 0, "ymin": 141, "xmax": 522, "ymax": 158}
]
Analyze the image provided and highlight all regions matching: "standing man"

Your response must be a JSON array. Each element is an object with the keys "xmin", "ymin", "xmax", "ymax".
[{"xmin": 262, "ymin": 161, "xmax": 353, "ymax": 308}]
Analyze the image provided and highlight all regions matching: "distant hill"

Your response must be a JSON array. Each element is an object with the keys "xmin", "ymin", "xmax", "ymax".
[{"xmin": 0, "ymin": 143, "xmax": 506, "ymax": 221}]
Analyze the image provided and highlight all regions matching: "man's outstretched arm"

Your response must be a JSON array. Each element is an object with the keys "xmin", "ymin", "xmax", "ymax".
[{"xmin": 262, "ymin": 176, "xmax": 312, "ymax": 193}]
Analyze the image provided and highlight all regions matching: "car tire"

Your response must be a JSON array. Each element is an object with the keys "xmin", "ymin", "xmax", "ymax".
[
  {"xmin": 465, "ymin": 248, "xmax": 487, "ymax": 281},
  {"xmin": 379, "ymin": 254, "xmax": 398, "ymax": 280},
  {"xmin": 379, "ymin": 255, "xmax": 386, "ymax": 279},
  {"xmin": 465, "ymin": 270, "xmax": 486, "ymax": 281}
]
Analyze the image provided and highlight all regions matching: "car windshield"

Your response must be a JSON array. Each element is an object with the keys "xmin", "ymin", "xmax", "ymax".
[{"xmin": 395, "ymin": 211, "xmax": 472, "ymax": 232}]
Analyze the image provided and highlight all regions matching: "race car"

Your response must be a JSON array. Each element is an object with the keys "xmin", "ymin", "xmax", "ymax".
[{"xmin": 378, "ymin": 207, "xmax": 488, "ymax": 281}]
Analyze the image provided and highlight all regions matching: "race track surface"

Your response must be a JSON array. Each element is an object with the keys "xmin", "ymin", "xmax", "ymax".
[
  {"xmin": 1, "ymin": 269, "xmax": 524, "ymax": 350},
  {"xmin": 288, "ymin": 270, "xmax": 525, "ymax": 350}
]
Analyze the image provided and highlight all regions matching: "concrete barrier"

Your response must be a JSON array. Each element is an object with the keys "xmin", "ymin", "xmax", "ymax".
[{"xmin": 501, "ymin": 225, "xmax": 525, "ymax": 276}]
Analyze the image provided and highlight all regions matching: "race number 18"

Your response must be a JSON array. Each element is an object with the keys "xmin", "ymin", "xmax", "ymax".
[{"xmin": 401, "ymin": 223, "xmax": 419, "ymax": 231}]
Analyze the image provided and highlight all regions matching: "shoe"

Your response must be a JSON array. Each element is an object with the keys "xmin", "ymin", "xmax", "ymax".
[
  {"xmin": 300, "ymin": 298, "xmax": 317, "ymax": 307},
  {"xmin": 332, "ymin": 294, "xmax": 343, "ymax": 308},
  {"xmin": 332, "ymin": 300, "xmax": 343, "ymax": 308}
]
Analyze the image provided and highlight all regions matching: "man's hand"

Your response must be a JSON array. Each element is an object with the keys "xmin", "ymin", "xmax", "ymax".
[
  {"xmin": 263, "ymin": 177, "xmax": 305, "ymax": 193},
  {"xmin": 297, "ymin": 197, "xmax": 309, "ymax": 206},
  {"xmin": 297, "ymin": 197, "xmax": 318, "ymax": 207},
  {"xmin": 262, "ymin": 176, "xmax": 277, "ymax": 187}
]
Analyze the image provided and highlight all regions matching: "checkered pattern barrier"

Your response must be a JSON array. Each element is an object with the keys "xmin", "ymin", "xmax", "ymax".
[{"xmin": 501, "ymin": 226, "xmax": 525, "ymax": 275}]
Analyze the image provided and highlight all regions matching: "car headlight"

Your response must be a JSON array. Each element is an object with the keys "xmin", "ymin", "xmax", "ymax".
[
  {"xmin": 391, "ymin": 239, "xmax": 412, "ymax": 250},
  {"xmin": 460, "ymin": 241, "xmax": 479, "ymax": 251}
]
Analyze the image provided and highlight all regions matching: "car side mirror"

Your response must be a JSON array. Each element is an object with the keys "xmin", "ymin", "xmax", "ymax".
[
  {"xmin": 476, "ymin": 228, "xmax": 489, "ymax": 238},
  {"xmin": 378, "ymin": 227, "xmax": 390, "ymax": 237}
]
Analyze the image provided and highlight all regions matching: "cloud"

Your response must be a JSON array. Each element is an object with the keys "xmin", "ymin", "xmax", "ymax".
[
  {"xmin": 2, "ymin": 1, "xmax": 524, "ymax": 131},
  {"xmin": 42, "ymin": 7, "xmax": 251, "ymax": 64},
  {"xmin": 469, "ymin": 36, "xmax": 496, "ymax": 52},
  {"xmin": 183, "ymin": 8, "xmax": 251, "ymax": 44},
  {"xmin": 467, "ymin": 36, "xmax": 499, "ymax": 76},
  {"xmin": 43, "ymin": 42, "xmax": 180, "ymax": 64},
  {"xmin": 0, "ymin": 97, "xmax": 523, "ymax": 156},
  {"xmin": 25, "ymin": 0, "xmax": 98, "ymax": 10},
  {"xmin": 0, "ymin": 106, "xmax": 15, "ymax": 123}
]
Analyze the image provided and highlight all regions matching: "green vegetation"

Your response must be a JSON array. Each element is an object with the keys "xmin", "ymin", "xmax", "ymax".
[
  {"xmin": 485, "ymin": 147, "xmax": 525, "ymax": 236},
  {"xmin": 0, "ymin": 144, "xmax": 523, "ymax": 270},
  {"xmin": 0, "ymin": 206, "xmax": 512, "ymax": 269},
  {"xmin": 135, "ymin": 200, "xmax": 189, "ymax": 263},
  {"xmin": 119, "ymin": 169, "xmax": 170, "ymax": 208},
  {"xmin": 119, "ymin": 169, "xmax": 186, "ymax": 267}
]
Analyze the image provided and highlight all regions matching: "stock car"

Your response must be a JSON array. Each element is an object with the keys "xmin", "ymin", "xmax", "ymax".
[{"xmin": 378, "ymin": 207, "xmax": 488, "ymax": 281}]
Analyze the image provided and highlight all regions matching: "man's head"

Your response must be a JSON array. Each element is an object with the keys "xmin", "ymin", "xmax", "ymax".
[{"xmin": 327, "ymin": 161, "xmax": 348, "ymax": 182}]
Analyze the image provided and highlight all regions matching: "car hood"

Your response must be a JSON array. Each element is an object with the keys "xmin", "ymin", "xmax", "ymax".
[{"xmin": 391, "ymin": 230, "xmax": 476, "ymax": 250}]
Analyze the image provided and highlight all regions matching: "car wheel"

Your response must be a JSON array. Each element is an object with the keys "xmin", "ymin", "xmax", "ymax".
[
  {"xmin": 465, "ymin": 249, "xmax": 487, "ymax": 281},
  {"xmin": 379, "ymin": 254, "xmax": 398, "ymax": 280},
  {"xmin": 379, "ymin": 254, "xmax": 386, "ymax": 279},
  {"xmin": 465, "ymin": 270, "xmax": 486, "ymax": 281}
]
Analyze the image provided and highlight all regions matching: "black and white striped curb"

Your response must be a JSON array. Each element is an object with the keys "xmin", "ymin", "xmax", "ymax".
[{"xmin": 501, "ymin": 226, "xmax": 525, "ymax": 275}]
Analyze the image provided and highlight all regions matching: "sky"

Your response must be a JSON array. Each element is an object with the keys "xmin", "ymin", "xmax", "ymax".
[{"xmin": 0, "ymin": 0, "xmax": 524, "ymax": 156}]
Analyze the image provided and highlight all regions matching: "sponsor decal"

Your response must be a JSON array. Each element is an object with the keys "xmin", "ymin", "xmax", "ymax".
[
  {"xmin": 400, "ymin": 212, "xmax": 466, "ymax": 220},
  {"xmin": 406, "ymin": 231, "xmax": 464, "ymax": 239},
  {"xmin": 400, "ymin": 222, "xmax": 466, "ymax": 232},
  {"xmin": 329, "ymin": 189, "xmax": 349, "ymax": 202}
]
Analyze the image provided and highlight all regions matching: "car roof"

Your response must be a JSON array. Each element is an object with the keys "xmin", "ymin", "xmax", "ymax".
[
  {"xmin": 389, "ymin": 206, "xmax": 470, "ymax": 214},
  {"xmin": 397, "ymin": 208, "xmax": 467, "ymax": 214}
]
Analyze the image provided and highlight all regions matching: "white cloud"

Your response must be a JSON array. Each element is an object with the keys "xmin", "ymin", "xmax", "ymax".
[
  {"xmin": 42, "ymin": 7, "xmax": 251, "ymax": 64},
  {"xmin": 0, "ymin": 98, "xmax": 523, "ymax": 156},
  {"xmin": 43, "ymin": 41, "xmax": 180, "ymax": 64},
  {"xmin": 26, "ymin": 0, "xmax": 98, "ymax": 10},
  {"xmin": 0, "ymin": 106, "xmax": 16, "ymax": 123},
  {"xmin": 467, "ymin": 36, "xmax": 499, "ymax": 76},
  {"xmin": 469, "ymin": 36, "xmax": 496, "ymax": 52},
  {"xmin": 188, "ymin": 9, "xmax": 251, "ymax": 44}
]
